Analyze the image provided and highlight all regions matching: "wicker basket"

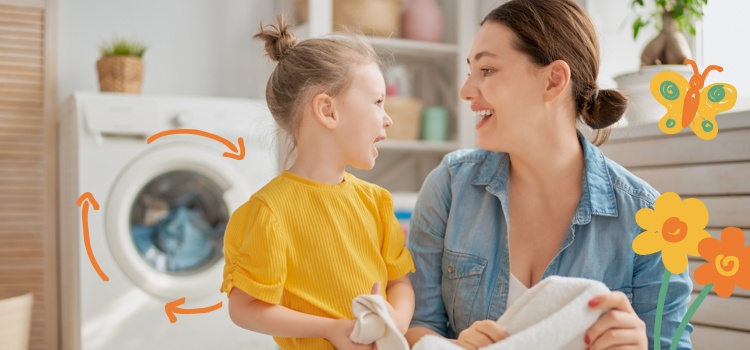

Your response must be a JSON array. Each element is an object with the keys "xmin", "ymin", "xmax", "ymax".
[
  {"xmin": 96, "ymin": 56, "xmax": 144, "ymax": 93},
  {"xmin": 0, "ymin": 291, "xmax": 33, "ymax": 350},
  {"xmin": 385, "ymin": 96, "xmax": 423, "ymax": 140},
  {"xmin": 296, "ymin": 0, "xmax": 401, "ymax": 37}
]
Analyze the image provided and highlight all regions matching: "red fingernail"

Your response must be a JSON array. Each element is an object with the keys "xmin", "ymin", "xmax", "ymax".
[
  {"xmin": 585, "ymin": 335, "xmax": 590, "ymax": 345},
  {"xmin": 588, "ymin": 298, "xmax": 599, "ymax": 307}
]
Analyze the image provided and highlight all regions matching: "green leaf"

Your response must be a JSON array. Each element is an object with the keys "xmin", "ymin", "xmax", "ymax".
[
  {"xmin": 672, "ymin": 1, "xmax": 685, "ymax": 17},
  {"xmin": 633, "ymin": 17, "xmax": 643, "ymax": 40}
]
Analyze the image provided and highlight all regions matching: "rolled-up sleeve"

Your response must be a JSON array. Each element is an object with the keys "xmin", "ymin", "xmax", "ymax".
[
  {"xmin": 380, "ymin": 190, "xmax": 416, "ymax": 280},
  {"xmin": 408, "ymin": 155, "xmax": 453, "ymax": 337}
]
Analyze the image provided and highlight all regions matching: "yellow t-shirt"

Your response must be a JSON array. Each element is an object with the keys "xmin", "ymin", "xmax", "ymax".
[{"xmin": 221, "ymin": 171, "xmax": 414, "ymax": 350}]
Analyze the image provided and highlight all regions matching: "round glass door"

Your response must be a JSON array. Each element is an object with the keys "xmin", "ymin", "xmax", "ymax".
[{"xmin": 130, "ymin": 171, "xmax": 228, "ymax": 275}]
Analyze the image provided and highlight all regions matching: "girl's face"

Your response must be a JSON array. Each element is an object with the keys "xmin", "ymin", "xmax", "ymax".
[
  {"xmin": 333, "ymin": 62, "xmax": 392, "ymax": 170},
  {"xmin": 460, "ymin": 22, "xmax": 548, "ymax": 152}
]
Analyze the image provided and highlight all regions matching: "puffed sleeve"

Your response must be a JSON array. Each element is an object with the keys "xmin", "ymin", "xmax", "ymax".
[
  {"xmin": 221, "ymin": 197, "xmax": 287, "ymax": 304},
  {"xmin": 380, "ymin": 189, "xmax": 415, "ymax": 280},
  {"xmin": 408, "ymin": 155, "xmax": 453, "ymax": 337}
]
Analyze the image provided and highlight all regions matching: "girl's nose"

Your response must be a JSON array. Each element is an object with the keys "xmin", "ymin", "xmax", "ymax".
[{"xmin": 383, "ymin": 113, "xmax": 393, "ymax": 128}]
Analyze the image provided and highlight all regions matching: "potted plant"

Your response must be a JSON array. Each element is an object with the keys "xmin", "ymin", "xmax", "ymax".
[
  {"xmin": 96, "ymin": 37, "xmax": 148, "ymax": 93},
  {"xmin": 614, "ymin": 0, "xmax": 708, "ymax": 125}
]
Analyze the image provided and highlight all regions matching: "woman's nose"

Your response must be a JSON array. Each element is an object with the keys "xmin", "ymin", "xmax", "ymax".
[{"xmin": 459, "ymin": 76, "xmax": 477, "ymax": 101}]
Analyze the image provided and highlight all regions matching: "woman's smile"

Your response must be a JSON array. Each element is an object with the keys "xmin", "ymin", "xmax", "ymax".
[{"xmin": 474, "ymin": 109, "xmax": 495, "ymax": 129}]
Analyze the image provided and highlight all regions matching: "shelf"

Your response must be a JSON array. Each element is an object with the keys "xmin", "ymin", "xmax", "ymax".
[
  {"xmin": 365, "ymin": 36, "xmax": 459, "ymax": 59},
  {"xmin": 377, "ymin": 140, "xmax": 458, "ymax": 152}
]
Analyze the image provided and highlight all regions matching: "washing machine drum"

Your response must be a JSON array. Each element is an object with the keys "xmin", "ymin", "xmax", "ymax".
[
  {"xmin": 130, "ymin": 170, "xmax": 227, "ymax": 274},
  {"xmin": 106, "ymin": 144, "xmax": 251, "ymax": 299}
]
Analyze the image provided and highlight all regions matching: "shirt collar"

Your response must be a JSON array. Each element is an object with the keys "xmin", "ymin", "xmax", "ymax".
[{"xmin": 472, "ymin": 132, "xmax": 618, "ymax": 223}]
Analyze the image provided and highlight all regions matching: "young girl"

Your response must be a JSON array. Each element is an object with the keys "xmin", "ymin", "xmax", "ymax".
[{"xmin": 220, "ymin": 17, "xmax": 415, "ymax": 350}]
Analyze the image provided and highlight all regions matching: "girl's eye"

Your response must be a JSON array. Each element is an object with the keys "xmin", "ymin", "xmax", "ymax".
[
  {"xmin": 480, "ymin": 68, "xmax": 494, "ymax": 76},
  {"xmin": 375, "ymin": 99, "xmax": 384, "ymax": 106}
]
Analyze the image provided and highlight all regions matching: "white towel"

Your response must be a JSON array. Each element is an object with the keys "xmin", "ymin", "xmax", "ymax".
[
  {"xmin": 413, "ymin": 276, "xmax": 611, "ymax": 350},
  {"xmin": 350, "ymin": 294, "xmax": 410, "ymax": 350}
]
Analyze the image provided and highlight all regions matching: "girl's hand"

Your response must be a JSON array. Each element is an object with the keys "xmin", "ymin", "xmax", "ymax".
[
  {"xmin": 325, "ymin": 318, "xmax": 375, "ymax": 350},
  {"xmin": 585, "ymin": 292, "xmax": 647, "ymax": 350},
  {"xmin": 371, "ymin": 281, "xmax": 407, "ymax": 333},
  {"xmin": 455, "ymin": 320, "xmax": 509, "ymax": 350}
]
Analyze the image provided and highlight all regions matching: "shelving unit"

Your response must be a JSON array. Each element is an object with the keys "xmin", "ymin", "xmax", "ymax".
[{"xmin": 280, "ymin": 0, "xmax": 480, "ymax": 194}]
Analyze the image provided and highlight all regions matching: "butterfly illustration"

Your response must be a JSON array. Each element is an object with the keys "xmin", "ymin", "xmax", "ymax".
[{"xmin": 650, "ymin": 59, "xmax": 737, "ymax": 140}]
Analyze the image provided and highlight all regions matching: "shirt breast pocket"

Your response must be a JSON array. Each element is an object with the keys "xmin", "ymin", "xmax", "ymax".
[{"xmin": 441, "ymin": 250, "xmax": 487, "ymax": 333}]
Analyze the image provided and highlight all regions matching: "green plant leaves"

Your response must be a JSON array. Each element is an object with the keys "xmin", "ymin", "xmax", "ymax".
[
  {"xmin": 99, "ymin": 38, "xmax": 148, "ymax": 58},
  {"xmin": 629, "ymin": 0, "xmax": 707, "ymax": 41}
]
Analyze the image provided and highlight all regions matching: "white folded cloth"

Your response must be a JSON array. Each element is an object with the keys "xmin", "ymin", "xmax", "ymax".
[
  {"xmin": 413, "ymin": 276, "xmax": 611, "ymax": 350},
  {"xmin": 350, "ymin": 294, "xmax": 410, "ymax": 350}
]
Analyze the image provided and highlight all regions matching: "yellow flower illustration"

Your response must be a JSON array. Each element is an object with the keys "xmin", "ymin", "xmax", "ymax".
[{"xmin": 632, "ymin": 192, "xmax": 711, "ymax": 274}]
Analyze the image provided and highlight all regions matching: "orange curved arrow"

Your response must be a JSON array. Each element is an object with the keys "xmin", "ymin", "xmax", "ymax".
[
  {"xmin": 76, "ymin": 192, "xmax": 109, "ymax": 282},
  {"xmin": 165, "ymin": 297, "xmax": 222, "ymax": 323},
  {"xmin": 147, "ymin": 129, "xmax": 245, "ymax": 160}
]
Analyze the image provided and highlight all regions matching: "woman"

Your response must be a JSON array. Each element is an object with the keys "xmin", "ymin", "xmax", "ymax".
[{"xmin": 405, "ymin": 0, "xmax": 692, "ymax": 349}]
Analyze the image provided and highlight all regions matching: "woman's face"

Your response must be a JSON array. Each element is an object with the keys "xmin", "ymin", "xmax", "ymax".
[{"xmin": 460, "ymin": 22, "xmax": 548, "ymax": 152}]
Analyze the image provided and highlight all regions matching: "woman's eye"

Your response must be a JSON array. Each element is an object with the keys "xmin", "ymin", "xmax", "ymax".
[{"xmin": 480, "ymin": 68, "xmax": 494, "ymax": 76}]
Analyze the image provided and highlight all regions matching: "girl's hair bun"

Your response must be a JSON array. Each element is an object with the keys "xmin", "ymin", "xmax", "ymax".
[{"xmin": 254, "ymin": 15, "xmax": 297, "ymax": 62}]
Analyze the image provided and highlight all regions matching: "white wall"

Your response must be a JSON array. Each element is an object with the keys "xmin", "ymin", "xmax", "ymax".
[
  {"xmin": 58, "ymin": 0, "xmax": 279, "ymax": 103},
  {"xmin": 702, "ymin": 1, "xmax": 750, "ymax": 99},
  {"xmin": 58, "ymin": 1, "xmax": 747, "ymax": 104},
  {"xmin": 586, "ymin": 0, "xmax": 750, "ymax": 100},
  {"xmin": 477, "ymin": 0, "xmax": 653, "ymax": 89}
]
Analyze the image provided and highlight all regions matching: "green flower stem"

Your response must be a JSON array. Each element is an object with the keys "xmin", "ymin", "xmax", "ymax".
[
  {"xmin": 655, "ymin": 269, "xmax": 671, "ymax": 350},
  {"xmin": 669, "ymin": 284, "xmax": 713, "ymax": 350}
]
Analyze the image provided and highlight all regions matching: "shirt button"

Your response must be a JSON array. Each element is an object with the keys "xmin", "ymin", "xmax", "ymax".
[{"xmin": 447, "ymin": 264, "xmax": 453, "ymax": 273}]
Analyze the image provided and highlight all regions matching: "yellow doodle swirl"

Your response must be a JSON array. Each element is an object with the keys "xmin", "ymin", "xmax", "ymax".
[{"xmin": 715, "ymin": 254, "xmax": 740, "ymax": 277}]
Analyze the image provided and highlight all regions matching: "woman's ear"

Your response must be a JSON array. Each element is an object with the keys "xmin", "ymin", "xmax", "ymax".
[
  {"xmin": 544, "ymin": 60, "xmax": 571, "ymax": 102},
  {"xmin": 312, "ymin": 93, "xmax": 337, "ymax": 129}
]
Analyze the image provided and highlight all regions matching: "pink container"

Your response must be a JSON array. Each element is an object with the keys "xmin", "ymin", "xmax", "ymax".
[{"xmin": 401, "ymin": 0, "xmax": 444, "ymax": 42}]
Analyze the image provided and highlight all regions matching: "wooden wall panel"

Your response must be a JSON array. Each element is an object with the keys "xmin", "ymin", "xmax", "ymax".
[
  {"xmin": 0, "ymin": 0, "xmax": 56, "ymax": 349},
  {"xmin": 600, "ymin": 110, "xmax": 750, "ymax": 349}
]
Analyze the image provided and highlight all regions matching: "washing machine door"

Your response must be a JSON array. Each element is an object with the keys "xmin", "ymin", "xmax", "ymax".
[{"xmin": 105, "ymin": 143, "xmax": 254, "ymax": 299}]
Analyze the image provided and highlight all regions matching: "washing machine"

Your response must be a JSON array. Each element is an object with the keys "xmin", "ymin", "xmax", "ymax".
[{"xmin": 59, "ymin": 92, "xmax": 282, "ymax": 350}]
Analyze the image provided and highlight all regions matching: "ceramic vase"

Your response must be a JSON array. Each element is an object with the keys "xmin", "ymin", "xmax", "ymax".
[{"xmin": 402, "ymin": 0, "xmax": 443, "ymax": 42}]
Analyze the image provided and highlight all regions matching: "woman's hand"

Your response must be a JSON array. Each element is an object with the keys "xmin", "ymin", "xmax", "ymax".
[
  {"xmin": 585, "ymin": 292, "xmax": 648, "ymax": 350},
  {"xmin": 455, "ymin": 320, "xmax": 509, "ymax": 350},
  {"xmin": 324, "ymin": 318, "xmax": 375, "ymax": 350}
]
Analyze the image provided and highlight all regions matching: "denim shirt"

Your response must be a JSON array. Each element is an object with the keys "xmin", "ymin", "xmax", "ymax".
[{"xmin": 408, "ymin": 134, "xmax": 693, "ymax": 349}]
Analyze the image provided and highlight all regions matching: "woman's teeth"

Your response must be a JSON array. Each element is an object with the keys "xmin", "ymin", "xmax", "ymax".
[{"xmin": 473, "ymin": 109, "xmax": 494, "ymax": 118}]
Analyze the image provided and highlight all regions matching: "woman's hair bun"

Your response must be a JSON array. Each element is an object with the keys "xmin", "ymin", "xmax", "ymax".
[
  {"xmin": 253, "ymin": 15, "xmax": 297, "ymax": 62},
  {"xmin": 581, "ymin": 88, "xmax": 629, "ymax": 130}
]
